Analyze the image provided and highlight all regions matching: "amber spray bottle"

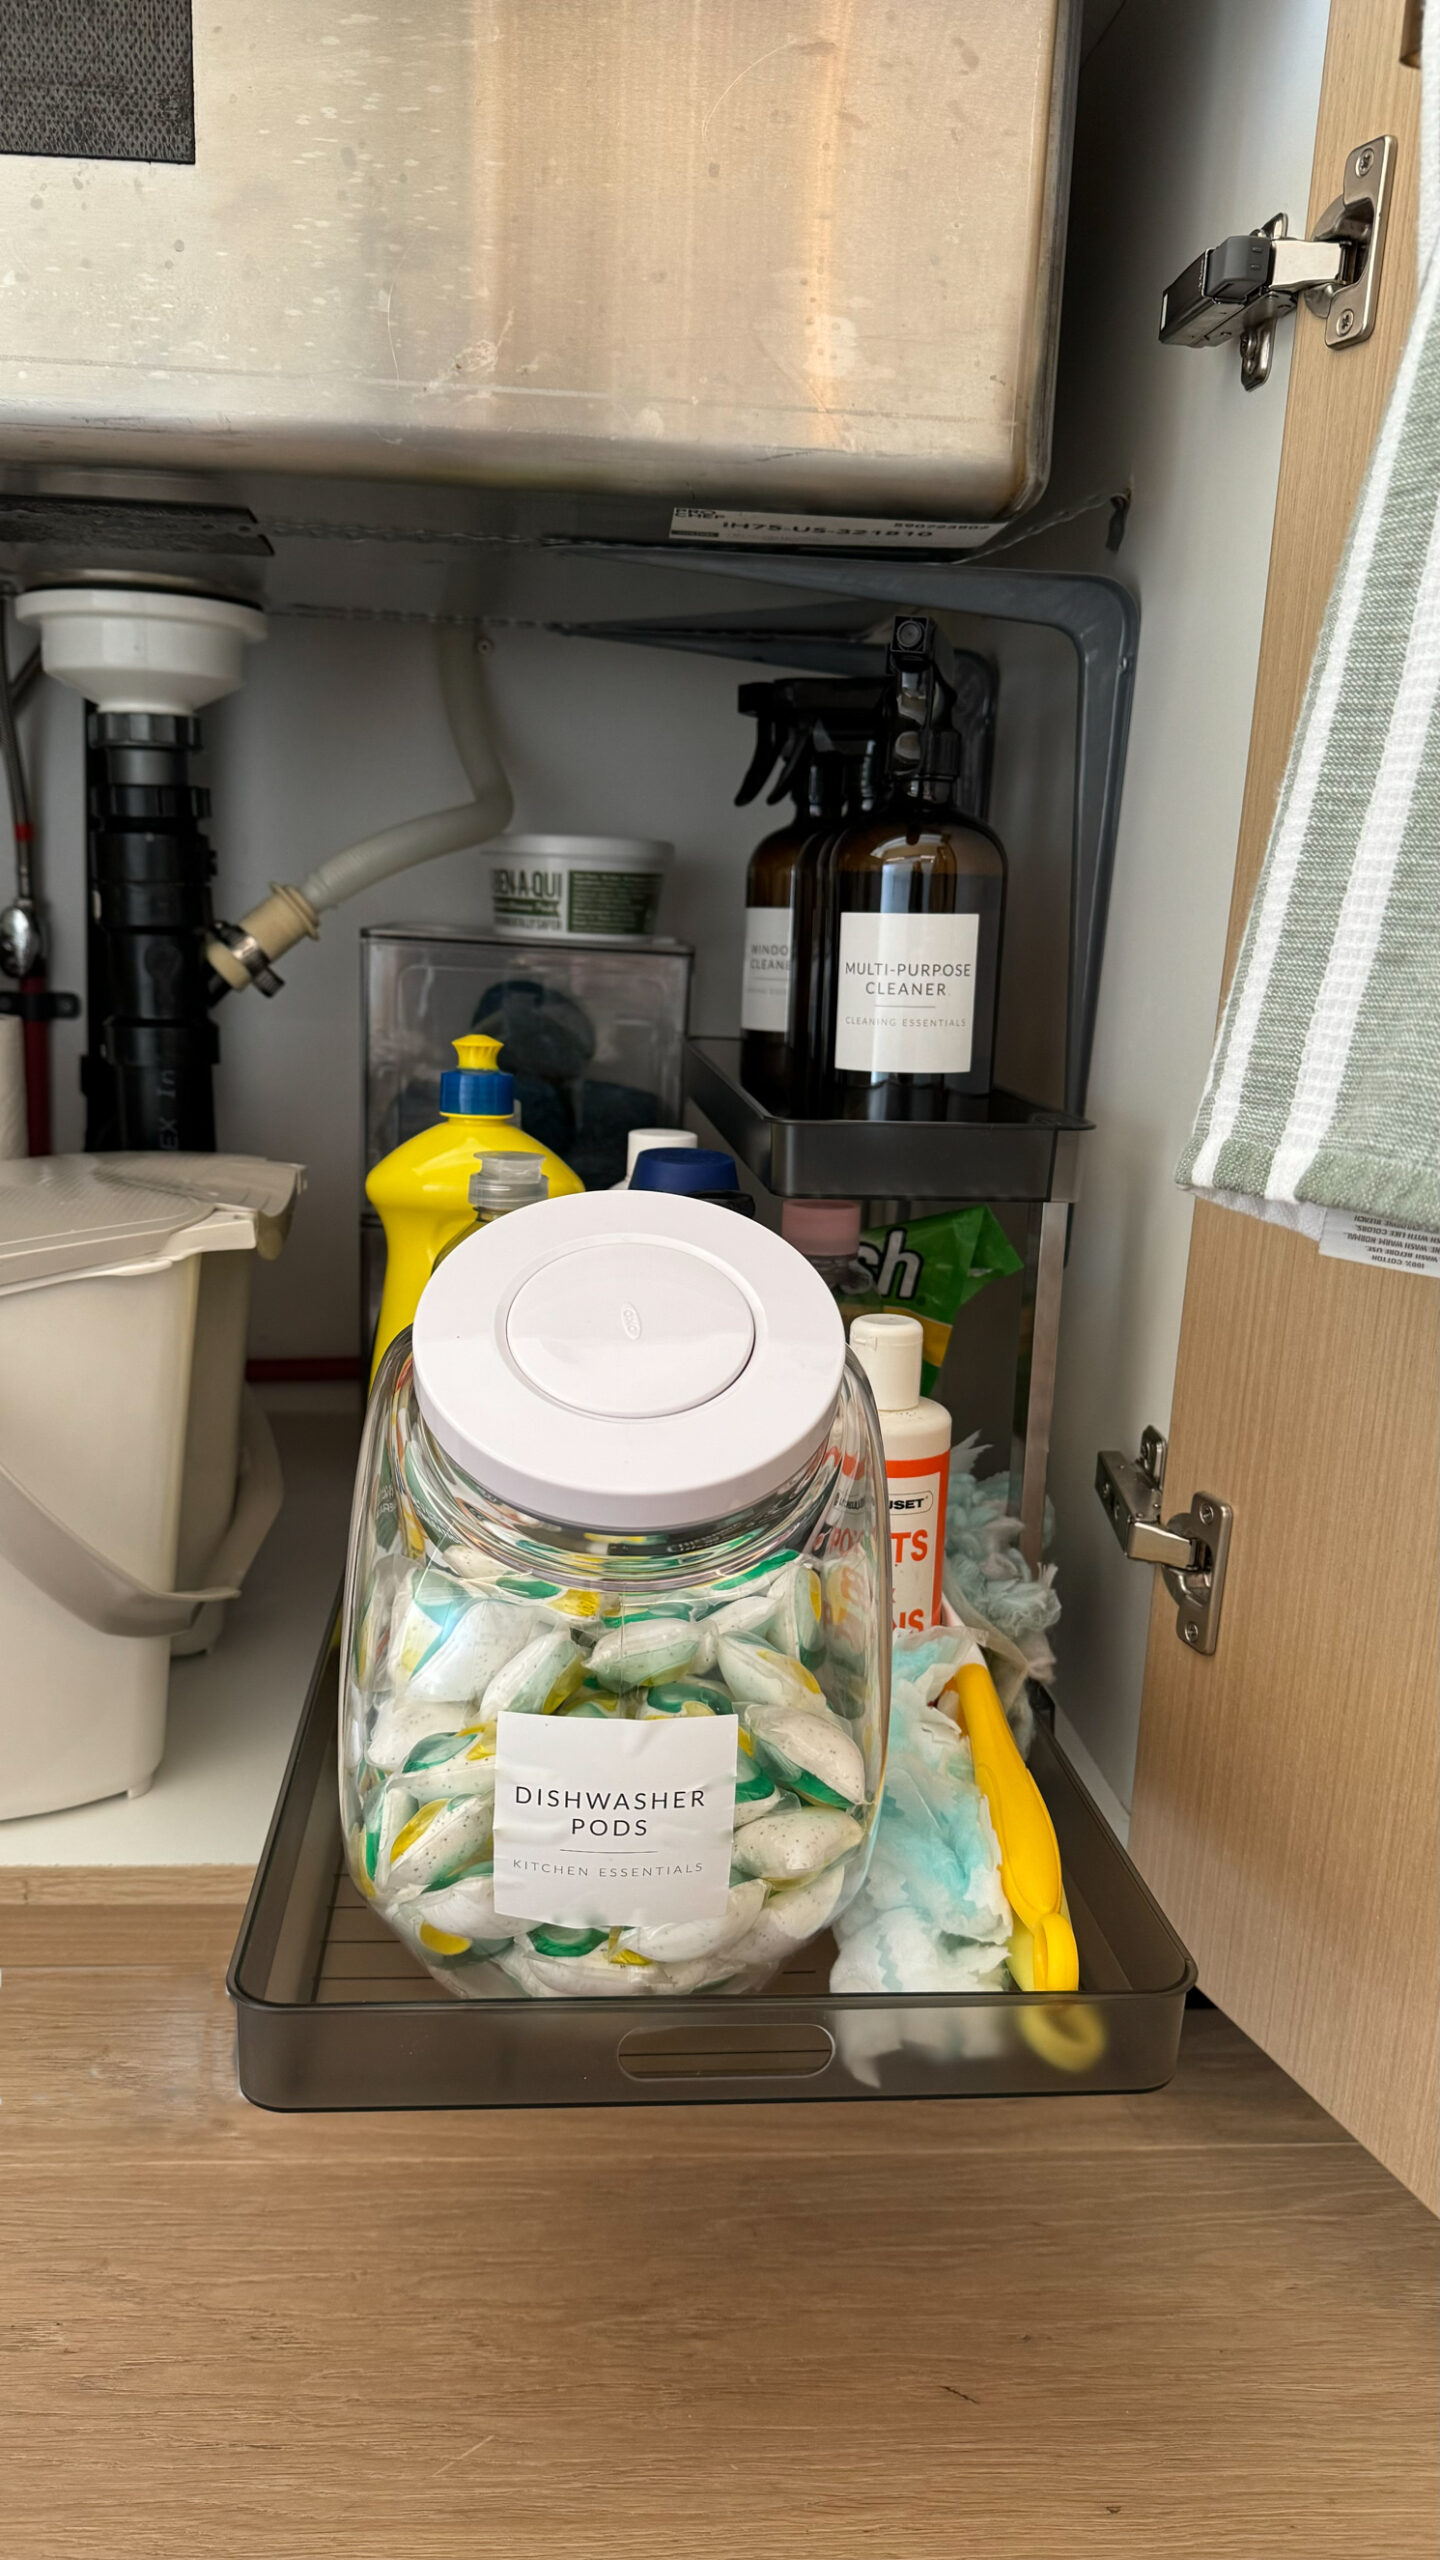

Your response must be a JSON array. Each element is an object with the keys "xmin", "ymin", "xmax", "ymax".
[
  {"xmin": 736, "ymin": 679, "xmax": 883, "ymax": 1110},
  {"xmin": 815, "ymin": 617, "xmax": 1005, "ymax": 1119},
  {"xmin": 737, "ymin": 685, "xmax": 840, "ymax": 1108}
]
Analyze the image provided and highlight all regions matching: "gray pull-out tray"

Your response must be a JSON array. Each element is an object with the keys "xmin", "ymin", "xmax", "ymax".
[{"xmin": 229, "ymin": 1617, "xmax": 1195, "ymax": 2110}]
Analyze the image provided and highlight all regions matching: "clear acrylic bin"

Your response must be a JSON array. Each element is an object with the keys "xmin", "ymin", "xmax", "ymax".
[{"xmin": 362, "ymin": 926, "xmax": 693, "ymax": 1188}]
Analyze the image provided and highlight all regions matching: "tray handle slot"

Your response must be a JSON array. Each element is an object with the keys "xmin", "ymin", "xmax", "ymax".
[{"xmin": 617, "ymin": 2022, "xmax": 836, "ymax": 2083}]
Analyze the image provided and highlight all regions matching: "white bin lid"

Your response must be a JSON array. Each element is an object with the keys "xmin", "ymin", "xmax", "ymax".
[
  {"xmin": 103, "ymin": 1153, "xmax": 304, "ymax": 1259},
  {"xmin": 0, "ymin": 1155, "xmax": 304, "ymax": 1293},
  {"xmin": 413, "ymin": 1191, "xmax": 844, "ymax": 1532}
]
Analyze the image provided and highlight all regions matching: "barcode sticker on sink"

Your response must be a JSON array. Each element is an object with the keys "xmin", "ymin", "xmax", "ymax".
[
  {"xmin": 492, "ymin": 1711, "xmax": 738, "ymax": 1927},
  {"xmin": 669, "ymin": 505, "xmax": 992, "ymax": 551}
]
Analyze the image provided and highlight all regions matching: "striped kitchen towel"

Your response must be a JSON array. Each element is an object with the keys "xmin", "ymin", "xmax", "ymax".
[{"xmin": 1179, "ymin": 63, "xmax": 1440, "ymax": 1235}]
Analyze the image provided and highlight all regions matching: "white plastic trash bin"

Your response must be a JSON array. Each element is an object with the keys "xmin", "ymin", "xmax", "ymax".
[
  {"xmin": 0, "ymin": 1155, "xmax": 301, "ymax": 1821},
  {"xmin": 103, "ymin": 1156, "xmax": 304, "ymax": 1659}
]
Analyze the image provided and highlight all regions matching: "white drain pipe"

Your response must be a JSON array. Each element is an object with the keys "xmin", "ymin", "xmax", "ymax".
[{"xmin": 15, "ymin": 590, "xmax": 512, "ymax": 999}]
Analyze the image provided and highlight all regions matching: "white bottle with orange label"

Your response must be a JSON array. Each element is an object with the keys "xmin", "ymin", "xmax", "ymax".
[{"xmin": 848, "ymin": 1312, "xmax": 951, "ymax": 1633}]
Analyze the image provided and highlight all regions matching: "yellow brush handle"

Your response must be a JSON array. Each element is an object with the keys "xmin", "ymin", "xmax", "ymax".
[
  {"xmin": 1006, "ymin": 1904, "xmax": 1081, "ymax": 1997},
  {"xmin": 952, "ymin": 1662, "xmax": 1079, "ymax": 1993}
]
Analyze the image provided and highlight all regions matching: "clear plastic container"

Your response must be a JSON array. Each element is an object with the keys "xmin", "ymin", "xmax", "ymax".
[
  {"xmin": 341, "ymin": 1192, "xmax": 891, "ymax": 2002},
  {"xmin": 361, "ymin": 926, "xmax": 693, "ymax": 1190}
]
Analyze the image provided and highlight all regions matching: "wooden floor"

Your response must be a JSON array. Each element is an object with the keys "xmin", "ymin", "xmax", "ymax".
[{"xmin": 1, "ymin": 1887, "xmax": 1435, "ymax": 2559}]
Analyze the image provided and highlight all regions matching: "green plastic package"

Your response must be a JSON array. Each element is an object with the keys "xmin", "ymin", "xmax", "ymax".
[{"xmin": 843, "ymin": 1208, "xmax": 1024, "ymax": 1394}]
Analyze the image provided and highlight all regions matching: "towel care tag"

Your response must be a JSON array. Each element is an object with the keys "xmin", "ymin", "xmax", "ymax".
[
  {"xmin": 1318, "ymin": 1209, "xmax": 1440, "ymax": 1276},
  {"xmin": 492, "ymin": 1712, "xmax": 738, "ymax": 1927}
]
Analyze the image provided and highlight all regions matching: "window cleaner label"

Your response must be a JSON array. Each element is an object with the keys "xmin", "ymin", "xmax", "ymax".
[
  {"xmin": 834, "ymin": 912, "xmax": 979, "ymax": 1075},
  {"xmin": 740, "ymin": 906, "xmax": 794, "ymax": 1032},
  {"xmin": 886, "ymin": 1449, "xmax": 951, "ymax": 1632},
  {"xmin": 492, "ymin": 1710, "xmax": 738, "ymax": 1927}
]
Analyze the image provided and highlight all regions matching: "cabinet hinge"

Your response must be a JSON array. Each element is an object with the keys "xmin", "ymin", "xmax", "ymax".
[
  {"xmin": 1159, "ymin": 134, "xmax": 1396, "ymax": 389},
  {"xmin": 1095, "ymin": 1429, "xmax": 1233, "ymax": 1655}
]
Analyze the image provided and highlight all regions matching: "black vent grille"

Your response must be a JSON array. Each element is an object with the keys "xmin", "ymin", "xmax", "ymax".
[{"xmin": 0, "ymin": 0, "xmax": 194, "ymax": 165}]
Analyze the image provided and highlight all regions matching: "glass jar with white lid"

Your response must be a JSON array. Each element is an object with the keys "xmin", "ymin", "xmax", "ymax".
[{"xmin": 341, "ymin": 1191, "xmax": 891, "ymax": 2000}]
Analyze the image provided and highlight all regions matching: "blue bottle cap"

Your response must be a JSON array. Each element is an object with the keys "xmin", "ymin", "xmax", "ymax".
[
  {"xmin": 439, "ymin": 1032, "xmax": 514, "ymax": 1117},
  {"xmin": 439, "ymin": 1065, "xmax": 514, "ymax": 1114},
  {"xmin": 631, "ymin": 1147, "xmax": 740, "ymax": 1195}
]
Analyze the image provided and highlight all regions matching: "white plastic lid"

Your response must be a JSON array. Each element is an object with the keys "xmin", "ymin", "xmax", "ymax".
[
  {"xmin": 412, "ymin": 1191, "xmax": 844, "ymax": 1531},
  {"xmin": 0, "ymin": 1156, "xmax": 276, "ymax": 1294},
  {"xmin": 849, "ymin": 1310, "xmax": 924, "ymax": 1411},
  {"xmin": 104, "ymin": 1152, "xmax": 303, "ymax": 1259},
  {"xmin": 625, "ymin": 1127, "xmax": 697, "ymax": 1181}
]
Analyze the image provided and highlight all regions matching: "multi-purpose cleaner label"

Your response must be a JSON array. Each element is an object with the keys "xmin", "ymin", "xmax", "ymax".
[
  {"xmin": 886, "ymin": 1450, "xmax": 951, "ymax": 1632},
  {"xmin": 740, "ymin": 906, "xmax": 794, "ymax": 1032},
  {"xmin": 492, "ymin": 1711, "xmax": 738, "ymax": 1926},
  {"xmin": 834, "ymin": 912, "xmax": 978, "ymax": 1074}
]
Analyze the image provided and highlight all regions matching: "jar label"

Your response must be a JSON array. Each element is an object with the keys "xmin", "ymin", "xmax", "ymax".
[
  {"xmin": 834, "ymin": 912, "xmax": 979, "ymax": 1073},
  {"xmin": 740, "ymin": 905, "xmax": 794, "ymax": 1032},
  {"xmin": 886, "ymin": 1448, "xmax": 951, "ymax": 1632},
  {"xmin": 491, "ymin": 862, "xmax": 566, "ymax": 932},
  {"xmin": 492, "ymin": 1710, "xmax": 738, "ymax": 1926},
  {"xmin": 566, "ymin": 869, "xmax": 661, "ymax": 936}
]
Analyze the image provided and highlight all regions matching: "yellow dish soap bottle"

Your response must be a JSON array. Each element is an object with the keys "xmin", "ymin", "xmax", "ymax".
[{"xmin": 367, "ymin": 1034, "xmax": 581, "ymax": 1377}]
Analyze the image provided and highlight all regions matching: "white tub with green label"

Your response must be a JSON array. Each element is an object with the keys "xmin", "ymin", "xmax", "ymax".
[{"xmin": 485, "ymin": 835, "xmax": 671, "ymax": 942}]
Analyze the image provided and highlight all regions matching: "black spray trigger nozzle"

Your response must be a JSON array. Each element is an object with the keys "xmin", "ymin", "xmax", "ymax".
[
  {"xmin": 735, "ymin": 683, "xmax": 787, "ymax": 806},
  {"xmin": 735, "ymin": 719, "xmax": 779, "ymax": 806},
  {"xmin": 766, "ymin": 719, "xmax": 815, "ymax": 805},
  {"xmin": 882, "ymin": 614, "xmax": 961, "ymax": 794}
]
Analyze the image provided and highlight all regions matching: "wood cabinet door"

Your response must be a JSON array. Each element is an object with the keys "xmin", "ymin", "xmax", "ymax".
[{"xmin": 1127, "ymin": 0, "xmax": 1438, "ymax": 2210}]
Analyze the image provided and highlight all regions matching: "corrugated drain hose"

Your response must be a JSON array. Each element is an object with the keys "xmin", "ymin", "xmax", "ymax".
[{"xmin": 206, "ymin": 629, "xmax": 512, "ymax": 996}]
